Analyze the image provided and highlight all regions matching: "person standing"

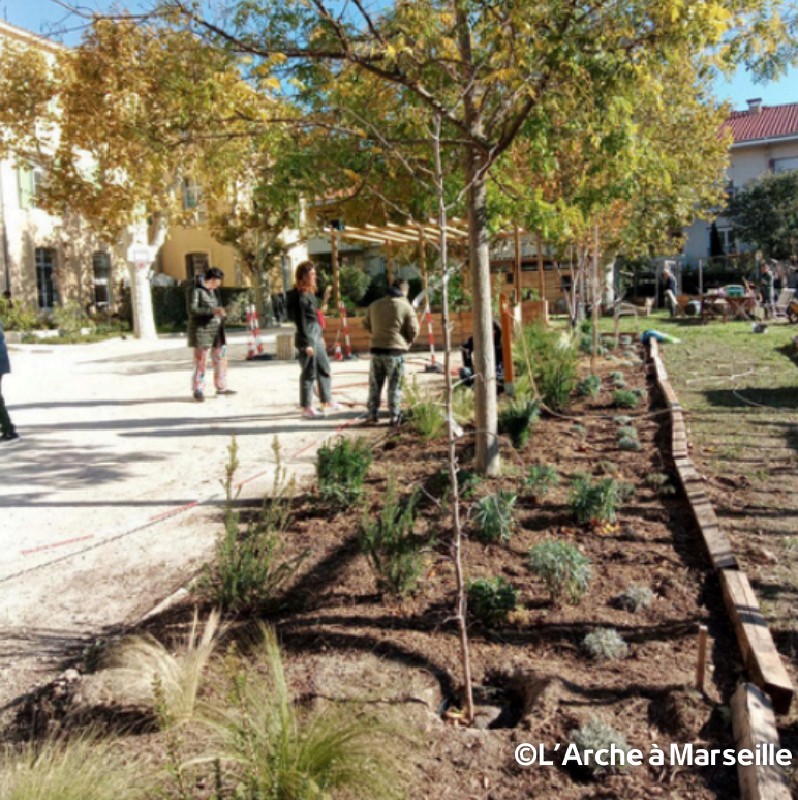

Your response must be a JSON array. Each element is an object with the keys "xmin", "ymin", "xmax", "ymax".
[
  {"xmin": 188, "ymin": 267, "xmax": 236, "ymax": 402},
  {"xmin": 363, "ymin": 278, "xmax": 420, "ymax": 425},
  {"xmin": 760, "ymin": 261, "xmax": 776, "ymax": 319},
  {"xmin": 0, "ymin": 321, "xmax": 19, "ymax": 441},
  {"xmin": 286, "ymin": 261, "xmax": 338, "ymax": 419},
  {"xmin": 661, "ymin": 268, "xmax": 678, "ymax": 317}
]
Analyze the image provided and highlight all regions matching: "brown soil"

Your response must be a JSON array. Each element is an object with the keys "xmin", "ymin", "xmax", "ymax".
[{"xmin": 8, "ymin": 344, "xmax": 746, "ymax": 798}]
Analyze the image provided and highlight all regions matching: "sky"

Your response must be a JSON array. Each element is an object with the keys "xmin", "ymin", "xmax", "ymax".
[{"xmin": 3, "ymin": 0, "xmax": 797, "ymax": 111}]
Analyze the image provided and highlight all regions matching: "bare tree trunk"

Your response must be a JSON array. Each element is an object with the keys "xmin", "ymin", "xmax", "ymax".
[
  {"xmin": 455, "ymin": 0, "xmax": 499, "ymax": 478},
  {"xmin": 434, "ymin": 114, "xmax": 474, "ymax": 723}
]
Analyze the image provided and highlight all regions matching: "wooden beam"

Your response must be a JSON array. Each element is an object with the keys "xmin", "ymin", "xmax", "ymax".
[
  {"xmin": 721, "ymin": 570, "xmax": 794, "ymax": 714},
  {"xmin": 386, "ymin": 242, "xmax": 394, "ymax": 285},
  {"xmin": 330, "ymin": 227, "xmax": 340, "ymax": 310},
  {"xmin": 731, "ymin": 683, "xmax": 792, "ymax": 800}
]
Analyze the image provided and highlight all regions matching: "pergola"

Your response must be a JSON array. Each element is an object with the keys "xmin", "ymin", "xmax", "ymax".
[
  {"xmin": 326, "ymin": 219, "xmax": 547, "ymax": 308},
  {"xmin": 325, "ymin": 219, "xmax": 469, "ymax": 308}
]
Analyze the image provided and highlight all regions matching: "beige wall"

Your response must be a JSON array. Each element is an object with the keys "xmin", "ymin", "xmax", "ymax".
[{"xmin": 158, "ymin": 225, "xmax": 244, "ymax": 286}]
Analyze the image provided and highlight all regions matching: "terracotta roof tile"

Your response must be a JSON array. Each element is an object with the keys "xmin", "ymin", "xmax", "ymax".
[{"xmin": 723, "ymin": 102, "xmax": 798, "ymax": 143}]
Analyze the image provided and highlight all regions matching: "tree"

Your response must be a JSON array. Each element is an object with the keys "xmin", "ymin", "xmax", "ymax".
[
  {"xmin": 158, "ymin": 0, "xmax": 796, "ymax": 474},
  {"xmin": 727, "ymin": 170, "xmax": 798, "ymax": 260},
  {"xmin": 0, "ymin": 18, "xmax": 271, "ymax": 337}
]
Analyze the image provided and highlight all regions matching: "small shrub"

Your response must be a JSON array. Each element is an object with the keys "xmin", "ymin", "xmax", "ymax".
[
  {"xmin": 538, "ymin": 348, "xmax": 579, "ymax": 412},
  {"xmin": 317, "ymin": 436, "xmax": 373, "ymax": 507},
  {"xmin": 618, "ymin": 436, "xmax": 641, "ymax": 451},
  {"xmin": 608, "ymin": 370, "xmax": 625, "ymax": 387},
  {"xmin": 360, "ymin": 476, "xmax": 424, "ymax": 596},
  {"xmin": 613, "ymin": 415, "xmax": 633, "ymax": 426},
  {"xmin": 582, "ymin": 628, "xmax": 628, "ymax": 661},
  {"xmin": 0, "ymin": 297, "xmax": 39, "ymax": 331},
  {"xmin": 569, "ymin": 718, "xmax": 631, "ymax": 776},
  {"xmin": 199, "ymin": 438, "xmax": 307, "ymax": 612},
  {"xmin": 645, "ymin": 472, "xmax": 676, "ymax": 496},
  {"xmin": 576, "ymin": 374, "xmax": 601, "ymax": 398},
  {"xmin": 467, "ymin": 577, "xmax": 517, "ymax": 625},
  {"xmin": 473, "ymin": 491, "xmax": 517, "ymax": 543},
  {"xmin": 613, "ymin": 389, "xmax": 640, "ymax": 409},
  {"xmin": 528, "ymin": 540, "xmax": 591, "ymax": 605},
  {"xmin": 53, "ymin": 301, "xmax": 94, "ymax": 335},
  {"xmin": 616, "ymin": 481, "xmax": 636, "ymax": 502},
  {"xmin": 498, "ymin": 397, "xmax": 540, "ymax": 448},
  {"xmin": 525, "ymin": 464, "xmax": 560, "ymax": 499},
  {"xmin": 569, "ymin": 476, "xmax": 621, "ymax": 526},
  {"xmin": 571, "ymin": 423, "xmax": 587, "ymax": 437},
  {"xmin": 616, "ymin": 426, "xmax": 637, "ymax": 440},
  {"xmin": 615, "ymin": 584, "xmax": 654, "ymax": 613},
  {"xmin": 594, "ymin": 460, "xmax": 618, "ymax": 476}
]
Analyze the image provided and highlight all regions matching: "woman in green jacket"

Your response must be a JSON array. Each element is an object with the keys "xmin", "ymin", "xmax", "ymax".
[{"xmin": 188, "ymin": 267, "xmax": 235, "ymax": 402}]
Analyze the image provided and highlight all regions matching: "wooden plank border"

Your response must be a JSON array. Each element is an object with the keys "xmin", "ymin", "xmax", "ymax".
[
  {"xmin": 722, "ymin": 571, "xmax": 794, "ymax": 715},
  {"xmin": 731, "ymin": 683, "xmax": 792, "ymax": 800}
]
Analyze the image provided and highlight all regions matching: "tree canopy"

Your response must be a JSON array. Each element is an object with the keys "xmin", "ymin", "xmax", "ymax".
[{"xmin": 727, "ymin": 170, "xmax": 798, "ymax": 260}]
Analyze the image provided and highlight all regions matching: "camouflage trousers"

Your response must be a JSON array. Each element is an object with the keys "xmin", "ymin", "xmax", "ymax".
[{"xmin": 367, "ymin": 354, "xmax": 404, "ymax": 417}]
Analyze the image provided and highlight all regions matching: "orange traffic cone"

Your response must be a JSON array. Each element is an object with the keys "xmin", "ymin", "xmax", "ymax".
[
  {"xmin": 246, "ymin": 332, "xmax": 256, "ymax": 360},
  {"xmin": 333, "ymin": 342, "xmax": 343, "ymax": 361}
]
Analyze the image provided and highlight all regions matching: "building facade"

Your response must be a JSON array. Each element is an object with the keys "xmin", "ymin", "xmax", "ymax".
[{"xmin": 681, "ymin": 99, "xmax": 798, "ymax": 265}]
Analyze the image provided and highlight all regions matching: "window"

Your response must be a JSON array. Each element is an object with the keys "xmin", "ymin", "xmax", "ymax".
[
  {"xmin": 773, "ymin": 157, "xmax": 798, "ymax": 174},
  {"xmin": 35, "ymin": 247, "xmax": 58, "ymax": 309},
  {"xmin": 185, "ymin": 252, "xmax": 209, "ymax": 281},
  {"xmin": 92, "ymin": 251, "xmax": 112, "ymax": 310},
  {"xmin": 182, "ymin": 177, "xmax": 206, "ymax": 222},
  {"xmin": 18, "ymin": 164, "xmax": 45, "ymax": 209}
]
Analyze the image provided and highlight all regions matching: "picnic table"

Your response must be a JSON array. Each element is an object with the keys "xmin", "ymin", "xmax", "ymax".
[{"xmin": 699, "ymin": 293, "xmax": 758, "ymax": 323}]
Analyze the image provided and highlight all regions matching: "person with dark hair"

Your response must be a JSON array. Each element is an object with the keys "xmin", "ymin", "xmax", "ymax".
[
  {"xmin": 0, "ymin": 321, "xmax": 19, "ymax": 441},
  {"xmin": 363, "ymin": 278, "xmax": 419, "ymax": 425},
  {"xmin": 286, "ymin": 260, "xmax": 338, "ymax": 419},
  {"xmin": 760, "ymin": 262, "xmax": 776, "ymax": 319},
  {"xmin": 460, "ymin": 320, "xmax": 504, "ymax": 391},
  {"xmin": 188, "ymin": 267, "xmax": 236, "ymax": 402},
  {"xmin": 661, "ymin": 268, "xmax": 678, "ymax": 316}
]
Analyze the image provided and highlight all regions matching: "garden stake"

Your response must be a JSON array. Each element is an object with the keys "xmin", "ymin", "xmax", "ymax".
[{"xmin": 696, "ymin": 624, "xmax": 708, "ymax": 691}]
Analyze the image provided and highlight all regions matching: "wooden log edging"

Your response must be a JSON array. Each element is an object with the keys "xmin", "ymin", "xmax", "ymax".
[
  {"xmin": 647, "ymin": 339, "xmax": 794, "ymax": 721},
  {"xmin": 731, "ymin": 683, "xmax": 792, "ymax": 800}
]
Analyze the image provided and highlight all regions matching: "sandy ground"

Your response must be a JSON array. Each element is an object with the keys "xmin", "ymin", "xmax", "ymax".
[{"xmin": 0, "ymin": 328, "xmax": 419, "ymax": 722}]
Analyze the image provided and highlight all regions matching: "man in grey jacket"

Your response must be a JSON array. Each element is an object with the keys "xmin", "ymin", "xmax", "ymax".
[{"xmin": 363, "ymin": 279, "xmax": 420, "ymax": 425}]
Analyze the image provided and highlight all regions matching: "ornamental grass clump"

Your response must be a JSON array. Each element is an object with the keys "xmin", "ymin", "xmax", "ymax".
[
  {"xmin": 0, "ymin": 734, "xmax": 154, "ymax": 800},
  {"xmin": 103, "ymin": 609, "xmax": 222, "ymax": 727},
  {"xmin": 570, "ymin": 476, "xmax": 621, "ymax": 526},
  {"xmin": 316, "ymin": 436, "xmax": 373, "ymax": 507},
  {"xmin": 582, "ymin": 628, "xmax": 628, "ymax": 661},
  {"xmin": 201, "ymin": 626, "xmax": 405, "ymax": 800},
  {"xmin": 467, "ymin": 577, "xmax": 518, "ymax": 625},
  {"xmin": 473, "ymin": 491, "xmax": 517, "ymax": 544},
  {"xmin": 527, "ymin": 540, "xmax": 591, "ymax": 605},
  {"xmin": 498, "ymin": 397, "xmax": 540, "ymax": 448},
  {"xmin": 569, "ymin": 718, "xmax": 631, "ymax": 776},
  {"xmin": 360, "ymin": 475, "xmax": 424, "ymax": 596}
]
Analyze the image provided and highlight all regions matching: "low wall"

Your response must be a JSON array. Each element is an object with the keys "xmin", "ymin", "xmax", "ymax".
[{"xmin": 326, "ymin": 302, "xmax": 549, "ymax": 354}]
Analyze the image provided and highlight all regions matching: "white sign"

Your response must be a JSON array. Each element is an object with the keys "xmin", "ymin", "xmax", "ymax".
[{"xmin": 126, "ymin": 244, "xmax": 154, "ymax": 264}]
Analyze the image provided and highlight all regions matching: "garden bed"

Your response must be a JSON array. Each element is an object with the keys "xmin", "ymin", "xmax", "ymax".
[{"xmin": 6, "ymin": 341, "xmax": 749, "ymax": 798}]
